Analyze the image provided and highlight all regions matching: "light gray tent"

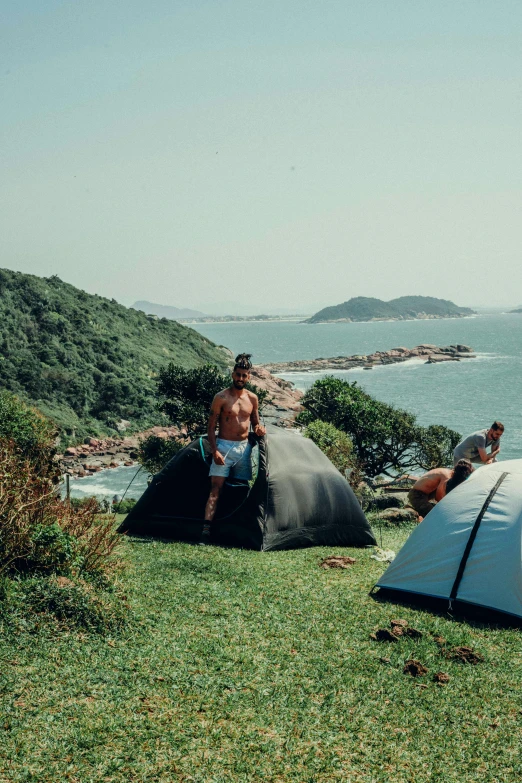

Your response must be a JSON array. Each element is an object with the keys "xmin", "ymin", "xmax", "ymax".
[{"xmin": 375, "ymin": 459, "xmax": 522, "ymax": 620}]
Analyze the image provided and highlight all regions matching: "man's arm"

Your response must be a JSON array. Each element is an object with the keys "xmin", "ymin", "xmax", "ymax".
[
  {"xmin": 476, "ymin": 447, "xmax": 490, "ymax": 464},
  {"xmin": 250, "ymin": 394, "xmax": 266, "ymax": 437},
  {"xmin": 208, "ymin": 394, "xmax": 225, "ymax": 464}
]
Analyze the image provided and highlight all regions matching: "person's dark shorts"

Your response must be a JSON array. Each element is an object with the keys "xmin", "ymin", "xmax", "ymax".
[{"xmin": 407, "ymin": 489, "xmax": 436, "ymax": 518}]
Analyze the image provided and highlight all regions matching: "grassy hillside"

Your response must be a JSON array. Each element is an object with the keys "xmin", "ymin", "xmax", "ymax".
[
  {"xmin": 0, "ymin": 268, "xmax": 230, "ymax": 440},
  {"xmin": 307, "ymin": 296, "xmax": 474, "ymax": 323},
  {"xmin": 2, "ymin": 525, "xmax": 521, "ymax": 782}
]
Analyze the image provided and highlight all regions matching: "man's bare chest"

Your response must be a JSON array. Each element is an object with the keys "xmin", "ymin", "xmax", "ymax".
[{"xmin": 222, "ymin": 399, "xmax": 253, "ymax": 419}]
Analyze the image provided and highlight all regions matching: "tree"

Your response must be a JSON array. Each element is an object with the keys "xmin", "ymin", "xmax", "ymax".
[
  {"xmin": 156, "ymin": 363, "xmax": 269, "ymax": 437},
  {"xmin": 297, "ymin": 377, "xmax": 460, "ymax": 477},
  {"xmin": 303, "ymin": 420, "xmax": 361, "ymax": 488},
  {"xmin": 413, "ymin": 424, "xmax": 461, "ymax": 471}
]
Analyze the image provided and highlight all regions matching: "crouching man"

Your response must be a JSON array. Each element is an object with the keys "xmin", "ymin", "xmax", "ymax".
[
  {"xmin": 200, "ymin": 353, "xmax": 266, "ymax": 544},
  {"xmin": 407, "ymin": 459, "xmax": 474, "ymax": 521}
]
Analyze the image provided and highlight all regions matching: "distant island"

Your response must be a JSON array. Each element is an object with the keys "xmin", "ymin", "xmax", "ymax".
[
  {"xmin": 133, "ymin": 300, "xmax": 208, "ymax": 320},
  {"xmin": 510, "ymin": 307, "xmax": 522, "ymax": 314},
  {"xmin": 305, "ymin": 296, "xmax": 475, "ymax": 324},
  {"xmin": 133, "ymin": 301, "xmax": 309, "ymax": 323}
]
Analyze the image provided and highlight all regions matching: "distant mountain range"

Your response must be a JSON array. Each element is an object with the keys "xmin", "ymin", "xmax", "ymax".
[
  {"xmin": 306, "ymin": 296, "xmax": 475, "ymax": 324},
  {"xmin": 133, "ymin": 300, "xmax": 208, "ymax": 320}
]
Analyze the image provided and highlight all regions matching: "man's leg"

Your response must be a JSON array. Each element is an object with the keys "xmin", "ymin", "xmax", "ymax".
[{"xmin": 201, "ymin": 476, "xmax": 226, "ymax": 544}]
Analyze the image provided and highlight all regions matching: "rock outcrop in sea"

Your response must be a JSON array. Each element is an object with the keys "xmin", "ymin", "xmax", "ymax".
[{"xmin": 261, "ymin": 344, "xmax": 475, "ymax": 374}]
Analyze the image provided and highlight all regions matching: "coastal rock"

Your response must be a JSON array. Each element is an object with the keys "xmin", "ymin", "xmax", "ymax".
[
  {"xmin": 248, "ymin": 367, "xmax": 304, "ymax": 427},
  {"xmin": 261, "ymin": 345, "xmax": 475, "ymax": 375}
]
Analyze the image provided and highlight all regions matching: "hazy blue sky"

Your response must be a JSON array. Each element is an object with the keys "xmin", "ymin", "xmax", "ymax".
[{"xmin": 2, "ymin": 1, "xmax": 521, "ymax": 313}]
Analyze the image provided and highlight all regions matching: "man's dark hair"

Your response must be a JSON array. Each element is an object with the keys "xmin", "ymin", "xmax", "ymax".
[
  {"xmin": 491, "ymin": 421, "xmax": 504, "ymax": 432},
  {"xmin": 446, "ymin": 459, "xmax": 473, "ymax": 494},
  {"xmin": 234, "ymin": 353, "xmax": 252, "ymax": 371}
]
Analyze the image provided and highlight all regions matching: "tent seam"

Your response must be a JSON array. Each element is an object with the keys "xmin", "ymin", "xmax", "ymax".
[{"xmin": 449, "ymin": 471, "xmax": 508, "ymax": 606}]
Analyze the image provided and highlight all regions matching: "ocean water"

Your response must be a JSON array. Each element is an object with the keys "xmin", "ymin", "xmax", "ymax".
[
  {"xmin": 61, "ymin": 464, "xmax": 149, "ymax": 501},
  {"xmin": 69, "ymin": 313, "xmax": 522, "ymax": 498},
  {"xmin": 192, "ymin": 314, "xmax": 522, "ymax": 461}
]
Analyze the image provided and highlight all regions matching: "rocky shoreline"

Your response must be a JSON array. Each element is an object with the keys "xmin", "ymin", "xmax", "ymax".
[
  {"xmin": 57, "ymin": 426, "xmax": 179, "ymax": 478},
  {"xmin": 261, "ymin": 344, "xmax": 476, "ymax": 374}
]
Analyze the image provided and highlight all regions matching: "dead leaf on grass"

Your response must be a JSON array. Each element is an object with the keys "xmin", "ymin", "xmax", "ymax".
[
  {"xmin": 403, "ymin": 659, "xmax": 428, "ymax": 677},
  {"xmin": 320, "ymin": 556, "xmax": 356, "ymax": 569}
]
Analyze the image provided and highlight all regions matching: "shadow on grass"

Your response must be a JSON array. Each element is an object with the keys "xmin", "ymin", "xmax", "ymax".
[{"xmin": 371, "ymin": 586, "xmax": 522, "ymax": 630}]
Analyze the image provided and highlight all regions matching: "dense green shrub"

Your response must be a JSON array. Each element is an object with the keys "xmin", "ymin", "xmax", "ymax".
[
  {"xmin": 137, "ymin": 434, "xmax": 184, "ymax": 475},
  {"xmin": 303, "ymin": 420, "xmax": 358, "ymax": 482},
  {"xmin": 298, "ymin": 376, "xmax": 460, "ymax": 477},
  {"xmin": 70, "ymin": 496, "xmax": 111, "ymax": 513},
  {"xmin": 16, "ymin": 576, "xmax": 127, "ymax": 633},
  {"xmin": 114, "ymin": 498, "xmax": 137, "ymax": 514},
  {"xmin": 0, "ymin": 391, "xmax": 57, "ymax": 476}
]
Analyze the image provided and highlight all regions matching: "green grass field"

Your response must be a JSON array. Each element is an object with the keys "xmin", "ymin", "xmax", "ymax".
[{"xmin": 2, "ymin": 523, "xmax": 522, "ymax": 783}]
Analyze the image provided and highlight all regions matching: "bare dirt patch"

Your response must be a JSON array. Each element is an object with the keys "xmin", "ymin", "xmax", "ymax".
[
  {"xmin": 403, "ymin": 659, "xmax": 428, "ymax": 677},
  {"xmin": 320, "ymin": 556, "xmax": 356, "ymax": 569},
  {"xmin": 370, "ymin": 628, "xmax": 399, "ymax": 642},
  {"xmin": 433, "ymin": 672, "xmax": 450, "ymax": 685},
  {"xmin": 444, "ymin": 646, "xmax": 484, "ymax": 665}
]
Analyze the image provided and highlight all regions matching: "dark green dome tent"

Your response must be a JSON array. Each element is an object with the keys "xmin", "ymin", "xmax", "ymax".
[{"xmin": 118, "ymin": 430, "xmax": 375, "ymax": 551}]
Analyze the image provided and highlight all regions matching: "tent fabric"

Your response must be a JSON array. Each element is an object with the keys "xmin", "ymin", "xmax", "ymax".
[
  {"xmin": 118, "ymin": 430, "xmax": 375, "ymax": 551},
  {"xmin": 376, "ymin": 460, "xmax": 522, "ymax": 619}
]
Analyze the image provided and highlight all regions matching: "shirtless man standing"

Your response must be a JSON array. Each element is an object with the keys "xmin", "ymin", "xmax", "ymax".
[
  {"xmin": 407, "ymin": 459, "xmax": 473, "ymax": 521},
  {"xmin": 200, "ymin": 353, "xmax": 266, "ymax": 544}
]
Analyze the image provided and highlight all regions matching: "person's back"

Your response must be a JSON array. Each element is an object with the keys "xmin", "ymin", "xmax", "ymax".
[{"xmin": 408, "ymin": 460, "xmax": 473, "ymax": 520}]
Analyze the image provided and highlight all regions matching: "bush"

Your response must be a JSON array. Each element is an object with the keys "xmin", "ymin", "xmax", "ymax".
[
  {"xmin": 115, "ymin": 498, "xmax": 137, "ymax": 514},
  {"xmin": 303, "ymin": 420, "xmax": 359, "ymax": 484},
  {"xmin": 20, "ymin": 576, "xmax": 127, "ymax": 633},
  {"xmin": 0, "ymin": 391, "xmax": 57, "ymax": 477},
  {"xmin": 0, "ymin": 442, "xmax": 121, "ymax": 578},
  {"xmin": 137, "ymin": 434, "xmax": 184, "ymax": 475},
  {"xmin": 70, "ymin": 496, "xmax": 111, "ymax": 514}
]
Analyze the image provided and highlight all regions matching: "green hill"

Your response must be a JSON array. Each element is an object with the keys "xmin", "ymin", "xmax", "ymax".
[
  {"xmin": 0, "ymin": 269, "xmax": 230, "ymax": 440},
  {"xmin": 306, "ymin": 296, "xmax": 474, "ymax": 323}
]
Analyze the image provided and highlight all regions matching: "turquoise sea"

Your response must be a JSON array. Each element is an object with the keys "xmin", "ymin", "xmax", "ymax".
[
  {"xmin": 191, "ymin": 314, "xmax": 522, "ymax": 462},
  {"xmin": 68, "ymin": 313, "xmax": 522, "ymax": 498}
]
